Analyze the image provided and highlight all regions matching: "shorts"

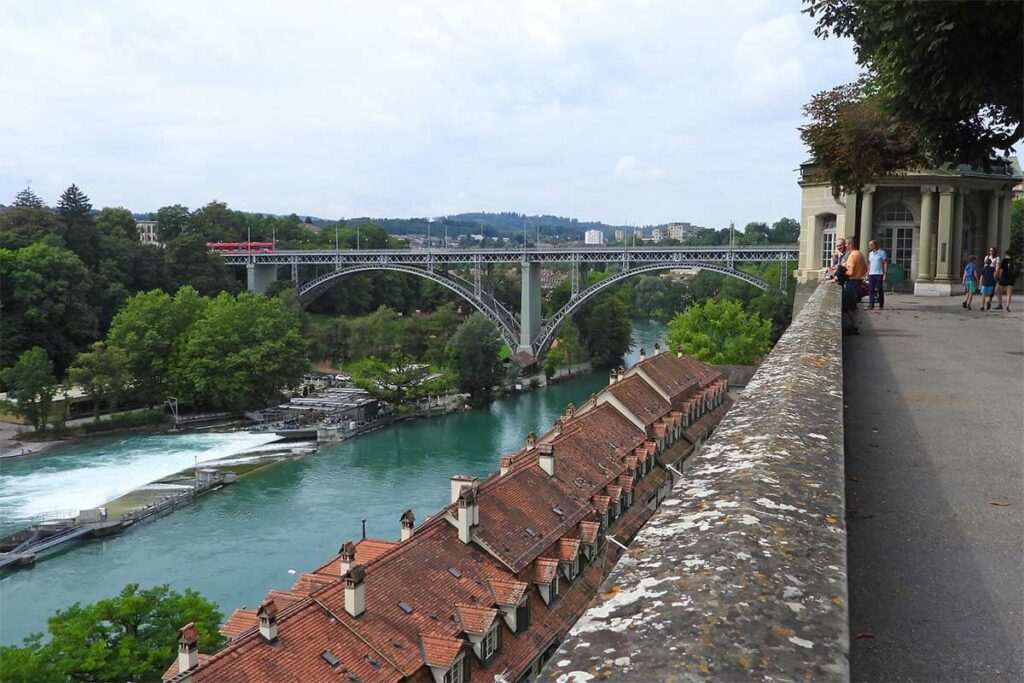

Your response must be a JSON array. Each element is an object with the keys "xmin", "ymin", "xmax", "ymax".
[
  {"xmin": 980, "ymin": 285, "xmax": 995, "ymax": 296},
  {"xmin": 996, "ymin": 284, "xmax": 1014, "ymax": 295},
  {"xmin": 964, "ymin": 281, "xmax": 978, "ymax": 294}
]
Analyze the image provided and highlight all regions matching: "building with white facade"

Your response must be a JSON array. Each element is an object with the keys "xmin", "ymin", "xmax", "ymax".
[
  {"xmin": 795, "ymin": 158, "xmax": 1021, "ymax": 294},
  {"xmin": 137, "ymin": 220, "xmax": 160, "ymax": 246},
  {"xmin": 584, "ymin": 229, "xmax": 605, "ymax": 245}
]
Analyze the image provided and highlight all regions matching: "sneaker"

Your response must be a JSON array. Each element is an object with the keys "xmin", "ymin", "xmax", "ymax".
[
  {"xmin": 962, "ymin": 301, "xmax": 968, "ymax": 308},
  {"xmin": 987, "ymin": 302, "xmax": 991, "ymax": 310},
  {"xmin": 996, "ymin": 304, "xmax": 1003, "ymax": 310}
]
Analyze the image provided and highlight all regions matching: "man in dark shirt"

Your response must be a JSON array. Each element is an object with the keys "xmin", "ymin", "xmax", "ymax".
[{"xmin": 995, "ymin": 250, "xmax": 1017, "ymax": 312}]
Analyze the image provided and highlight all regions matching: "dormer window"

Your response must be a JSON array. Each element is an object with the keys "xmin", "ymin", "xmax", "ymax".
[
  {"xmin": 443, "ymin": 655, "xmax": 465, "ymax": 683},
  {"xmin": 480, "ymin": 625, "xmax": 500, "ymax": 662}
]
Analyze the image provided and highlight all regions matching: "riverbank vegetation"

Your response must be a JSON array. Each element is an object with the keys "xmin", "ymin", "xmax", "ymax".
[{"xmin": 0, "ymin": 584, "xmax": 224, "ymax": 683}]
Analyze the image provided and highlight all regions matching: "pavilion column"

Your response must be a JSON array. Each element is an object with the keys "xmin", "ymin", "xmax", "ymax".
[
  {"xmin": 952, "ymin": 188, "xmax": 967, "ymax": 271},
  {"xmin": 987, "ymin": 191, "xmax": 1002, "ymax": 253},
  {"xmin": 917, "ymin": 186, "xmax": 935, "ymax": 281},
  {"xmin": 999, "ymin": 189, "xmax": 1014, "ymax": 253},
  {"xmin": 859, "ymin": 185, "xmax": 875, "ymax": 246},
  {"xmin": 934, "ymin": 187, "xmax": 955, "ymax": 282},
  {"xmin": 840, "ymin": 191, "xmax": 856, "ymax": 239}
]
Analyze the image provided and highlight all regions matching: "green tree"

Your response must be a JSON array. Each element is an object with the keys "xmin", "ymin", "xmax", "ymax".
[
  {"xmin": 12, "ymin": 186, "xmax": 46, "ymax": 208},
  {"xmin": 169, "ymin": 292, "xmax": 308, "ymax": 410},
  {"xmin": 0, "ymin": 583, "xmax": 225, "ymax": 683},
  {"xmin": 667, "ymin": 298, "xmax": 771, "ymax": 365},
  {"xmin": 165, "ymin": 234, "xmax": 238, "ymax": 296},
  {"xmin": 1011, "ymin": 198, "xmax": 1023, "ymax": 258},
  {"xmin": 580, "ymin": 296, "xmax": 632, "ymax": 368},
  {"xmin": 56, "ymin": 183, "xmax": 101, "ymax": 268},
  {"xmin": 0, "ymin": 243, "xmax": 99, "ymax": 374},
  {"xmin": 67, "ymin": 342, "xmax": 130, "ymax": 420},
  {"xmin": 96, "ymin": 207, "xmax": 139, "ymax": 241},
  {"xmin": 107, "ymin": 287, "xmax": 207, "ymax": 402},
  {"xmin": 155, "ymin": 204, "xmax": 191, "ymax": 242},
  {"xmin": 347, "ymin": 306, "xmax": 402, "ymax": 360},
  {"xmin": 802, "ymin": 0, "xmax": 1023, "ymax": 187},
  {"xmin": 554, "ymin": 319, "xmax": 587, "ymax": 372},
  {"xmin": 1, "ymin": 347, "xmax": 59, "ymax": 430},
  {"xmin": 542, "ymin": 344, "xmax": 565, "ymax": 380},
  {"xmin": 447, "ymin": 313, "xmax": 503, "ymax": 406},
  {"xmin": 350, "ymin": 355, "xmax": 448, "ymax": 405},
  {"xmin": 769, "ymin": 217, "xmax": 801, "ymax": 243}
]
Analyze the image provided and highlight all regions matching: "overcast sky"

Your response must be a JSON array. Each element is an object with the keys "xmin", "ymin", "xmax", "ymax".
[{"xmin": 0, "ymin": 0, "xmax": 859, "ymax": 228}]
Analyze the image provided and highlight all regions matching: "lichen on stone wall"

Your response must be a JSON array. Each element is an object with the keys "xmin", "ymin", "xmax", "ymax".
[{"xmin": 544, "ymin": 283, "xmax": 848, "ymax": 682}]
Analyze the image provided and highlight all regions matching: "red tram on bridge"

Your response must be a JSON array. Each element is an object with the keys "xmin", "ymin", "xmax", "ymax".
[{"xmin": 205, "ymin": 241, "xmax": 274, "ymax": 254}]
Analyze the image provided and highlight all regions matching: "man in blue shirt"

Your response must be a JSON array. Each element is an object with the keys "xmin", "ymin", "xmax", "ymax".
[{"xmin": 866, "ymin": 240, "xmax": 888, "ymax": 309}]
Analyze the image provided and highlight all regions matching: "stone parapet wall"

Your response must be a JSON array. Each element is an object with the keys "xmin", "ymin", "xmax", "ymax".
[{"xmin": 544, "ymin": 282, "xmax": 848, "ymax": 682}]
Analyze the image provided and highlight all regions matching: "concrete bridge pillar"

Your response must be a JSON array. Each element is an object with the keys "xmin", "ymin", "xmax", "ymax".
[
  {"xmin": 518, "ymin": 261, "xmax": 542, "ymax": 355},
  {"xmin": 246, "ymin": 263, "xmax": 278, "ymax": 294}
]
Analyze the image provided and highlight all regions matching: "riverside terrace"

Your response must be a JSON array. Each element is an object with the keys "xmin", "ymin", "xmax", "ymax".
[{"xmin": 162, "ymin": 350, "xmax": 732, "ymax": 683}]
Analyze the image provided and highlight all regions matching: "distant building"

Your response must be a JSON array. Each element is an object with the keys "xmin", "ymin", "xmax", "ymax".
[
  {"xmin": 666, "ymin": 222, "xmax": 700, "ymax": 241},
  {"xmin": 651, "ymin": 228, "xmax": 664, "ymax": 242},
  {"xmin": 613, "ymin": 229, "xmax": 625, "ymax": 242},
  {"xmin": 584, "ymin": 229, "xmax": 604, "ymax": 245},
  {"xmin": 137, "ymin": 220, "xmax": 160, "ymax": 246},
  {"xmin": 162, "ymin": 350, "xmax": 732, "ymax": 683}
]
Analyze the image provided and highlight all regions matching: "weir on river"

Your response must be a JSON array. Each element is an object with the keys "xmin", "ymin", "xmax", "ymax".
[{"xmin": 0, "ymin": 322, "xmax": 667, "ymax": 645}]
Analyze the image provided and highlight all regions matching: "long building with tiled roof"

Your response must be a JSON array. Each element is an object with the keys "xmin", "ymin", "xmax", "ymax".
[{"xmin": 164, "ymin": 348, "xmax": 732, "ymax": 683}]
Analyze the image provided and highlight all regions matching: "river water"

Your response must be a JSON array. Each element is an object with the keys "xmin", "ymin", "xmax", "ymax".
[{"xmin": 0, "ymin": 322, "xmax": 667, "ymax": 644}]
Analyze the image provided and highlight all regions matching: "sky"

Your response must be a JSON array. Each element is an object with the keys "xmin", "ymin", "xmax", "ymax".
[{"xmin": 0, "ymin": 0, "xmax": 860, "ymax": 228}]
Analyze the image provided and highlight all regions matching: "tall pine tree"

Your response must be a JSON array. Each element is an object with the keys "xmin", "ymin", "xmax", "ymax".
[
  {"xmin": 13, "ymin": 186, "xmax": 45, "ymax": 208},
  {"xmin": 56, "ymin": 183, "xmax": 100, "ymax": 267}
]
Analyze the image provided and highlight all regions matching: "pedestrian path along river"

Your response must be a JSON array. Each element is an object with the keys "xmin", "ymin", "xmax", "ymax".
[{"xmin": 0, "ymin": 322, "xmax": 666, "ymax": 644}]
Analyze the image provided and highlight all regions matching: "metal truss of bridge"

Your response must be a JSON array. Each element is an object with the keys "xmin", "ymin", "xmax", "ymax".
[{"xmin": 224, "ymin": 246, "xmax": 798, "ymax": 361}]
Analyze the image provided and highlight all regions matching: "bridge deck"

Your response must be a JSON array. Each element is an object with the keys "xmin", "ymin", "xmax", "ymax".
[{"xmin": 844, "ymin": 294, "xmax": 1023, "ymax": 681}]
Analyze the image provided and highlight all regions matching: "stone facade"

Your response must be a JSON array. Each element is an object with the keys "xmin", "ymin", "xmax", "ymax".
[{"xmin": 795, "ymin": 160, "xmax": 1022, "ymax": 295}]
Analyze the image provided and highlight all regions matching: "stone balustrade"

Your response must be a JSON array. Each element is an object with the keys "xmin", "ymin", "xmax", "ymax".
[{"xmin": 544, "ymin": 282, "xmax": 848, "ymax": 682}]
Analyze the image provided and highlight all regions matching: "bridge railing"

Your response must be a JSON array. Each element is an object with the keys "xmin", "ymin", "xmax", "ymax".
[{"xmin": 543, "ymin": 282, "xmax": 848, "ymax": 682}]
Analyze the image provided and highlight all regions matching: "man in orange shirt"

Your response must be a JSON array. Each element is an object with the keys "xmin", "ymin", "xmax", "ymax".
[{"xmin": 841, "ymin": 239, "xmax": 868, "ymax": 334}]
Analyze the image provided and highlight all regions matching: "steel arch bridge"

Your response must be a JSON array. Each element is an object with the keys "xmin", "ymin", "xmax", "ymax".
[{"xmin": 225, "ymin": 245, "xmax": 797, "ymax": 361}]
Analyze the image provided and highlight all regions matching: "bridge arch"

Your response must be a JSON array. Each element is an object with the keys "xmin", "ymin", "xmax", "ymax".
[
  {"xmin": 533, "ymin": 262, "xmax": 771, "ymax": 356},
  {"xmin": 299, "ymin": 264, "xmax": 520, "ymax": 352}
]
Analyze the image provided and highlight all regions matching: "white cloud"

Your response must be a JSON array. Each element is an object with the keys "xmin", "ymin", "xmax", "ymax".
[{"xmin": 0, "ymin": 0, "xmax": 860, "ymax": 227}]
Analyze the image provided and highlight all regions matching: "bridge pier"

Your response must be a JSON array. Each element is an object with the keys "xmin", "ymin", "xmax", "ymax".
[
  {"xmin": 518, "ymin": 262, "xmax": 542, "ymax": 356},
  {"xmin": 246, "ymin": 263, "xmax": 278, "ymax": 294}
]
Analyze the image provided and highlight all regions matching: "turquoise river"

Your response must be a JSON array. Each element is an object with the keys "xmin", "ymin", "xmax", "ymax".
[{"xmin": 0, "ymin": 322, "xmax": 667, "ymax": 644}]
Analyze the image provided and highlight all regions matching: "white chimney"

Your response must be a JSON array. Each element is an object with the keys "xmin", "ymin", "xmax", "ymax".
[
  {"xmin": 609, "ymin": 370, "xmax": 618, "ymax": 385},
  {"xmin": 525, "ymin": 431, "xmax": 537, "ymax": 449},
  {"xmin": 451, "ymin": 475, "xmax": 476, "ymax": 503},
  {"xmin": 457, "ymin": 486, "xmax": 478, "ymax": 544},
  {"xmin": 338, "ymin": 541, "xmax": 356, "ymax": 575},
  {"xmin": 553, "ymin": 418, "xmax": 563, "ymax": 436},
  {"xmin": 638, "ymin": 347, "xmax": 647, "ymax": 362},
  {"xmin": 499, "ymin": 457, "xmax": 512, "ymax": 476},
  {"xmin": 177, "ymin": 622, "xmax": 199, "ymax": 673},
  {"xmin": 654, "ymin": 342, "xmax": 662, "ymax": 355},
  {"xmin": 565, "ymin": 403, "xmax": 576, "ymax": 419},
  {"xmin": 400, "ymin": 509, "xmax": 415, "ymax": 541},
  {"xmin": 258, "ymin": 599, "xmax": 278, "ymax": 642},
  {"xmin": 344, "ymin": 565, "xmax": 366, "ymax": 617},
  {"xmin": 677, "ymin": 350, "xmax": 683, "ymax": 359},
  {"xmin": 538, "ymin": 443, "xmax": 554, "ymax": 477}
]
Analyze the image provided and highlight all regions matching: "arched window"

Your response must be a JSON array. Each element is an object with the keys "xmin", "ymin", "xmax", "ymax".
[
  {"xmin": 819, "ymin": 215, "xmax": 837, "ymax": 268},
  {"xmin": 877, "ymin": 202, "xmax": 915, "ymax": 274}
]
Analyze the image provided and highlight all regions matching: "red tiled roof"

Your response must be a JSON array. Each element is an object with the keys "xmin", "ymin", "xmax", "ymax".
[
  {"xmin": 489, "ymin": 579, "xmax": 528, "ymax": 606},
  {"xmin": 162, "ymin": 654, "xmax": 213, "ymax": 680},
  {"xmin": 420, "ymin": 633, "xmax": 464, "ymax": 668},
  {"xmin": 533, "ymin": 558, "xmax": 559, "ymax": 584},
  {"xmin": 555, "ymin": 538, "xmax": 581, "ymax": 562},
  {"xmin": 291, "ymin": 572, "xmax": 335, "ymax": 595},
  {"xmin": 605, "ymin": 485, "xmax": 622, "ymax": 503},
  {"xmin": 220, "ymin": 609, "xmax": 257, "ymax": 639},
  {"xmin": 606, "ymin": 375, "xmax": 671, "ymax": 427},
  {"xmin": 455, "ymin": 604, "xmax": 498, "ymax": 633},
  {"xmin": 592, "ymin": 495, "xmax": 610, "ymax": 515},
  {"xmin": 617, "ymin": 475, "xmax": 634, "ymax": 491},
  {"xmin": 652, "ymin": 423, "xmax": 667, "ymax": 438},
  {"xmin": 577, "ymin": 521, "xmax": 600, "ymax": 545},
  {"xmin": 356, "ymin": 538, "xmax": 400, "ymax": 564}
]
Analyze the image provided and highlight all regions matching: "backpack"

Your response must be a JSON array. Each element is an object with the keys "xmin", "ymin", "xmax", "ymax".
[{"xmin": 1003, "ymin": 260, "xmax": 1018, "ymax": 281}]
